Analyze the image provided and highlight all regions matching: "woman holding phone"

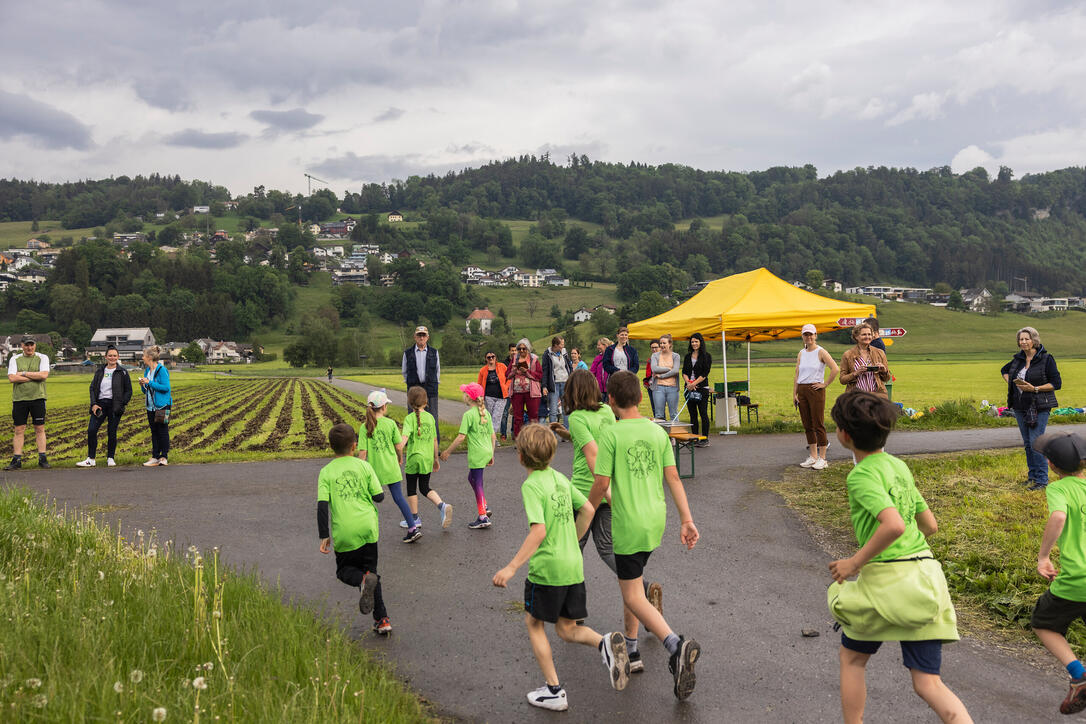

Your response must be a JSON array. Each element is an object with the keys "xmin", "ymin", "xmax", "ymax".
[
  {"xmin": 76, "ymin": 345, "xmax": 133, "ymax": 467},
  {"xmin": 838, "ymin": 323, "xmax": 890, "ymax": 397},
  {"xmin": 1001, "ymin": 326, "xmax": 1061, "ymax": 490}
]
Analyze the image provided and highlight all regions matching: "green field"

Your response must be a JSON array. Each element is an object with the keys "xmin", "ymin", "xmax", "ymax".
[
  {"xmin": 0, "ymin": 489, "xmax": 433, "ymax": 722},
  {"xmin": 764, "ymin": 448, "xmax": 1084, "ymax": 652},
  {"xmin": 0, "ymin": 220, "xmax": 98, "ymax": 249}
]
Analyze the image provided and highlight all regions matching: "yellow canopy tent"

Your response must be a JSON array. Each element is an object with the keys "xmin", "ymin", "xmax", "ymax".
[{"xmin": 627, "ymin": 267, "xmax": 876, "ymax": 433}]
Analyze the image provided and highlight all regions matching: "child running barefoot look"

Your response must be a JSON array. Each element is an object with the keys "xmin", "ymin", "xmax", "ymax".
[
  {"xmin": 317, "ymin": 423, "xmax": 393, "ymax": 635},
  {"xmin": 590, "ymin": 370, "xmax": 701, "ymax": 701},
  {"xmin": 402, "ymin": 386, "xmax": 452, "ymax": 530},
  {"xmin": 360, "ymin": 390, "xmax": 419, "ymax": 544},
  {"xmin": 493, "ymin": 424, "xmax": 630, "ymax": 711},
  {"xmin": 440, "ymin": 383, "xmax": 495, "ymax": 529},
  {"xmin": 827, "ymin": 390, "xmax": 971, "ymax": 724},
  {"xmin": 1029, "ymin": 431, "xmax": 1086, "ymax": 714}
]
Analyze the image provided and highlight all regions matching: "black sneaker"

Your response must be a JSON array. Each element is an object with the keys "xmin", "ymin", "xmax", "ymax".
[
  {"xmin": 668, "ymin": 636, "xmax": 701, "ymax": 700},
  {"xmin": 401, "ymin": 528, "xmax": 422, "ymax": 544},
  {"xmin": 628, "ymin": 649, "xmax": 644, "ymax": 673},
  {"xmin": 3, "ymin": 456, "xmax": 21, "ymax": 471},
  {"xmin": 358, "ymin": 572, "xmax": 378, "ymax": 615},
  {"xmin": 38, "ymin": 455, "xmax": 50, "ymax": 469},
  {"xmin": 1028, "ymin": 480, "xmax": 1048, "ymax": 491}
]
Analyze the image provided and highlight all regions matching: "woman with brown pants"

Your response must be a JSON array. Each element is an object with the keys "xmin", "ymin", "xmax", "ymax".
[{"xmin": 793, "ymin": 323, "xmax": 839, "ymax": 469}]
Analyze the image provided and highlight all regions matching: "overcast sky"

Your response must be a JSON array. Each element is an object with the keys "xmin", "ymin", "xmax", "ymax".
[{"xmin": 2, "ymin": 0, "xmax": 1085, "ymax": 196}]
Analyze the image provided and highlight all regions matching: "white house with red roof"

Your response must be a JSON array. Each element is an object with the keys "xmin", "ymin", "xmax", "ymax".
[{"xmin": 466, "ymin": 307, "xmax": 496, "ymax": 335}]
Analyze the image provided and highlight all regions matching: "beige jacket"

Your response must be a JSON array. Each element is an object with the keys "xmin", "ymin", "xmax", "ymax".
[{"xmin": 839, "ymin": 345, "xmax": 891, "ymax": 397}]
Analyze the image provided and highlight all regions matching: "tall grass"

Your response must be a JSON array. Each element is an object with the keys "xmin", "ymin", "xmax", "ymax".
[
  {"xmin": 0, "ymin": 489, "xmax": 433, "ymax": 723},
  {"xmin": 764, "ymin": 449, "xmax": 1086, "ymax": 650}
]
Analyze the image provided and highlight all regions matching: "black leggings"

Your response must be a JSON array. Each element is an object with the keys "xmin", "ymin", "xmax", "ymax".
[
  {"xmin": 406, "ymin": 472, "xmax": 432, "ymax": 497},
  {"xmin": 688, "ymin": 390, "xmax": 710, "ymax": 436},
  {"xmin": 87, "ymin": 399, "xmax": 122, "ymax": 459},
  {"xmin": 146, "ymin": 408, "xmax": 170, "ymax": 459}
]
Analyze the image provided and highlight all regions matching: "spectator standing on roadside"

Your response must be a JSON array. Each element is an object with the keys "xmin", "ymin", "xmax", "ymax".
[
  {"xmin": 139, "ymin": 346, "xmax": 172, "ymax": 467},
  {"xmin": 793, "ymin": 324, "xmax": 839, "ymax": 471},
  {"xmin": 682, "ymin": 333, "xmax": 712, "ymax": 446},
  {"xmin": 570, "ymin": 347, "xmax": 589, "ymax": 372},
  {"xmin": 499, "ymin": 342, "xmax": 517, "ymax": 441},
  {"xmin": 643, "ymin": 339, "xmax": 660, "ymax": 419},
  {"xmin": 650, "ymin": 334, "xmax": 682, "ymax": 422},
  {"xmin": 477, "ymin": 351, "xmax": 509, "ymax": 435},
  {"xmin": 4, "ymin": 334, "xmax": 51, "ymax": 470},
  {"xmin": 602, "ymin": 327, "xmax": 640, "ymax": 380},
  {"xmin": 1002, "ymin": 326, "xmax": 1062, "ymax": 490},
  {"xmin": 402, "ymin": 325, "xmax": 441, "ymax": 440},
  {"xmin": 865, "ymin": 317, "xmax": 887, "ymax": 354},
  {"xmin": 327, "ymin": 366, "xmax": 334, "ymax": 381},
  {"xmin": 507, "ymin": 339, "xmax": 543, "ymax": 440},
  {"xmin": 77, "ymin": 345, "xmax": 133, "ymax": 468},
  {"xmin": 591, "ymin": 338, "xmax": 612, "ymax": 403},
  {"xmin": 541, "ymin": 336, "xmax": 573, "ymax": 428}
]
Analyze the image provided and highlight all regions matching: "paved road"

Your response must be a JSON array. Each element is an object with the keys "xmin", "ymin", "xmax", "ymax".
[
  {"xmin": 329, "ymin": 377, "xmax": 470, "ymax": 424},
  {"xmin": 6, "ymin": 421, "xmax": 1084, "ymax": 722}
]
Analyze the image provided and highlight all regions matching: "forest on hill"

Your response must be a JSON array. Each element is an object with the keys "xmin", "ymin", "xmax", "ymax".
[{"xmin": 5, "ymin": 159, "xmax": 1086, "ymax": 297}]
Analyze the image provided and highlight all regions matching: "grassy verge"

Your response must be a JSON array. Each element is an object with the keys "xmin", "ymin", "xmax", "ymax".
[
  {"xmin": 0, "ymin": 488, "xmax": 433, "ymax": 722},
  {"xmin": 762, "ymin": 448, "xmax": 1086, "ymax": 651}
]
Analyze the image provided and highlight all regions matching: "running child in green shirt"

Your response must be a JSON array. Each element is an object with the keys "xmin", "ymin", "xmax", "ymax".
[
  {"xmin": 440, "ymin": 383, "xmax": 495, "ymax": 529},
  {"xmin": 492, "ymin": 423, "xmax": 630, "ymax": 712},
  {"xmin": 550, "ymin": 368, "xmax": 663, "ymax": 674},
  {"xmin": 828, "ymin": 390, "xmax": 970, "ymax": 724},
  {"xmin": 317, "ymin": 423, "xmax": 392, "ymax": 635},
  {"xmin": 1029, "ymin": 430, "xmax": 1086, "ymax": 715},
  {"xmin": 359, "ymin": 389, "xmax": 419, "ymax": 544},
  {"xmin": 590, "ymin": 370, "xmax": 701, "ymax": 701},
  {"xmin": 401, "ymin": 386, "xmax": 452, "ymax": 530}
]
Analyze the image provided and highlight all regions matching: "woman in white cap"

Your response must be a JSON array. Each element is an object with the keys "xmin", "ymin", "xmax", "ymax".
[{"xmin": 793, "ymin": 323, "xmax": 839, "ymax": 469}]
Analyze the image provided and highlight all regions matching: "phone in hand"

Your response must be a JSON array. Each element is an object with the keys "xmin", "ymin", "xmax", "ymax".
[{"xmin": 865, "ymin": 365, "xmax": 881, "ymax": 372}]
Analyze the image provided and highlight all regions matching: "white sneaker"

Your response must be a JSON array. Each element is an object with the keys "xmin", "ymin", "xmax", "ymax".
[
  {"xmin": 812, "ymin": 458, "xmax": 828, "ymax": 470},
  {"xmin": 158, "ymin": 457, "xmax": 169, "ymax": 466},
  {"xmin": 106, "ymin": 458, "xmax": 116, "ymax": 467},
  {"xmin": 76, "ymin": 458, "xmax": 96, "ymax": 467},
  {"xmin": 142, "ymin": 458, "xmax": 160, "ymax": 467},
  {"xmin": 800, "ymin": 456, "xmax": 817, "ymax": 468},
  {"xmin": 526, "ymin": 684, "xmax": 568, "ymax": 711}
]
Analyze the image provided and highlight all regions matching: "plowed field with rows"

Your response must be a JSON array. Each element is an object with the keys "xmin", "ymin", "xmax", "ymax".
[{"xmin": 0, "ymin": 379, "xmax": 377, "ymax": 466}]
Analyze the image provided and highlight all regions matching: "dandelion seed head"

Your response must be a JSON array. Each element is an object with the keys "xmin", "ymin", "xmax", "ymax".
[
  {"xmin": 129, "ymin": 669, "xmax": 143, "ymax": 684},
  {"xmin": 25, "ymin": 678, "xmax": 42, "ymax": 689},
  {"xmin": 203, "ymin": 662, "xmax": 213, "ymax": 671},
  {"xmin": 33, "ymin": 694, "xmax": 46, "ymax": 708},
  {"xmin": 192, "ymin": 677, "xmax": 207, "ymax": 690},
  {"xmin": 152, "ymin": 707, "xmax": 167, "ymax": 721},
  {"xmin": 98, "ymin": 571, "xmax": 105, "ymax": 581},
  {"xmin": 113, "ymin": 681, "xmax": 124, "ymax": 693}
]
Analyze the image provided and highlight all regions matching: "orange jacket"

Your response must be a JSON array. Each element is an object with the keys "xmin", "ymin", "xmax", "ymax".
[{"xmin": 477, "ymin": 362, "xmax": 510, "ymax": 398}]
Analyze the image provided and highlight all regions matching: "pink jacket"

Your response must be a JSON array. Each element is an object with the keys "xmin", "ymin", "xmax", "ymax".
[{"xmin": 590, "ymin": 354, "xmax": 608, "ymax": 394}]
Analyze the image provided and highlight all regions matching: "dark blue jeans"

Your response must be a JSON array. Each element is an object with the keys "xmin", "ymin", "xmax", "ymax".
[{"xmin": 1015, "ymin": 409, "xmax": 1050, "ymax": 485}]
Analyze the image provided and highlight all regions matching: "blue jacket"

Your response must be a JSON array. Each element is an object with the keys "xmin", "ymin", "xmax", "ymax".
[
  {"xmin": 602, "ymin": 343, "xmax": 639, "ymax": 377},
  {"xmin": 142, "ymin": 363, "xmax": 172, "ymax": 410}
]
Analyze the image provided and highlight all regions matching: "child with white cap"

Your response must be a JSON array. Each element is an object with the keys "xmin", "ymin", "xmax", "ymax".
[{"xmin": 360, "ymin": 389, "xmax": 420, "ymax": 543}]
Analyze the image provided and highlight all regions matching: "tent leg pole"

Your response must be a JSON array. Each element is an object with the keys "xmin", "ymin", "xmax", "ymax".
[{"xmin": 720, "ymin": 331, "xmax": 736, "ymax": 435}]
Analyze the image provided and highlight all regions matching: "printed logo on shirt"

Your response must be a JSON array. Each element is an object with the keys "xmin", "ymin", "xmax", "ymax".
[
  {"xmin": 369, "ymin": 427, "xmax": 396, "ymax": 453},
  {"xmin": 335, "ymin": 471, "xmax": 370, "ymax": 501},
  {"xmin": 625, "ymin": 440, "xmax": 658, "ymax": 478},
  {"xmin": 887, "ymin": 474, "xmax": 913, "ymax": 517},
  {"xmin": 550, "ymin": 491, "xmax": 573, "ymax": 523}
]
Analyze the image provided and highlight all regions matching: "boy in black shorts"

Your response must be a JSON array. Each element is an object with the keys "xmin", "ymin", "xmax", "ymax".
[
  {"xmin": 1030, "ymin": 431, "xmax": 1086, "ymax": 714},
  {"xmin": 493, "ymin": 424, "xmax": 629, "ymax": 712}
]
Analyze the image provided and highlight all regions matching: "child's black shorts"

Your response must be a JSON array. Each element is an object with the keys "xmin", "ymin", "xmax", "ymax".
[
  {"xmin": 1031, "ymin": 590, "xmax": 1086, "ymax": 635},
  {"xmin": 840, "ymin": 633, "xmax": 942, "ymax": 675},
  {"xmin": 614, "ymin": 550, "xmax": 652, "ymax": 580},
  {"xmin": 524, "ymin": 579, "xmax": 587, "ymax": 623}
]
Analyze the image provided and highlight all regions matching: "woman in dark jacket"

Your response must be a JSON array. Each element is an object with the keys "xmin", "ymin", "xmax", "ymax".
[
  {"xmin": 682, "ymin": 332, "xmax": 713, "ymax": 446},
  {"xmin": 76, "ymin": 345, "xmax": 133, "ymax": 467},
  {"xmin": 1000, "ymin": 326, "xmax": 1061, "ymax": 490},
  {"xmin": 602, "ymin": 327, "xmax": 640, "ymax": 377}
]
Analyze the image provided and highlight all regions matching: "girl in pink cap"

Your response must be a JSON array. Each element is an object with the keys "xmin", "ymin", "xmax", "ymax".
[{"xmin": 441, "ymin": 383, "xmax": 496, "ymax": 529}]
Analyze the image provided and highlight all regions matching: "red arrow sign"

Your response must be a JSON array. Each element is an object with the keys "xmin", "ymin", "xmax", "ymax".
[
  {"xmin": 883, "ymin": 328, "xmax": 907, "ymax": 337},
  {"xmin": 837, "ymin": 317, "xmax": 863, "ymax": 327}
]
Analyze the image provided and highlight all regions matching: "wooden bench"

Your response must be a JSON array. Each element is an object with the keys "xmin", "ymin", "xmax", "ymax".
[{"xmin": 668, "ymin": 431, "xmax": 706, "ymax": 479}]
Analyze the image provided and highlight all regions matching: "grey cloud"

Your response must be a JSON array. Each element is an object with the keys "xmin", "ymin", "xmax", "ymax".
[
  {"xmin": 134, "ymin": 78, "xmax": 191, "ymax": 111},
  {"xmin": 164, "ymin": 129, "xmax": 248, "ymax": 149},
  {"xmin": 374, "ymin": 107, "xmax": 405, "ymax": 123},
  {"xmin": 250, "ymin": 108, "xmax": 324, "ymax": 133},
  {"xmin": 311, "ymin": 151, "xmax": 479, "ymax": 183},
  {"xmin": 0, "ymin": 90, "xmax": 93, "ymax": 150}
]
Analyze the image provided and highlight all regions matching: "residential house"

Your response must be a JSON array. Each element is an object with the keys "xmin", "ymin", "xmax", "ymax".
[
  {"xmin": 513, "ymin": 271, "xmax": 541, "ymax": 287},
  {"xmin": 0, "ymin": 273, "xmax": 20, "ymax": 292},
  {"xmin": 1030, "ymin": 297, "xmax": 1071, "ymax": 313},
  {"xmin": 462, "ymin": 265, "xmax": 485, "ymax": 279},
  {"xmin": 223, "ymin": 200, "xmax": 238, "ymax": 210},
  {"xmin": 387, "ymin": 212, "xmax": 404, "ymax": 222},
  {"xmin": 319, "ymin": 219, "xmax": 356, "ymax": 237},
  {"xmin": 26, "ymin": 238, "xmax": 50, "ymax": 249},
  {"xmin": 332, "ymin": 270, "xmax": 369, "ymax": 286},
  {"xmin": 498, "ymin": 265, "xmax": 520, "ymax": 279},
  {"xmin": 466, "ymin": 307, "xmax": 495, "ymax": 335},
  {"xmin": 206, "ymin": 341, "xmax": 244, "ymax": 364},
  {"xmin": 1003, "ymin": 291, "xmax": 1044, "ymax": 313},
  {"xmin": 15, "ymin": 269, "xmax": 47, "ymax": 285},
  {"xmin": 112, "ymin": 232, "xmax": 148, "ymax": 247},
  {"xmin": 573, "ymin": 307, "xmax": 593, "ymax": 323},
  {"xmin": 958, "ymin": 288, "xmax": 992, "ymax": 313},
  {"xmin": 823, "ymin": 278, "xmax": 844, "ymax": 293},
  {"xmin": 537, "ymin": 268, "xmax": 570, "ymax": 286},
  {"xmin": 87, "ymin": 328, "xmax": 156, "ymax": 361},
  {"xmin": 211, "ymin": 230, "xmax": 230, "ymax": 243},
  {"xmin": 593, "ymin": 304, "xmax": 617, "ymax": 315}
]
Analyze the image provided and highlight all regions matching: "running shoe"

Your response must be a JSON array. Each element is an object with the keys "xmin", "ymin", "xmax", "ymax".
[
  {"xmin": 812, "ymin": 458, "xmax": 828, "ymax": 470},
  {"xmin": 142, "ymin": 457, "xmax": 159, "ymax": 467},
  {"xmin": 106, "ymin": 458, "xmax": 116, "ymax": 467},
  {"xmin": 358, "ymin": 573, "xmax": 377, "ymax": 615},
  {"xmin": 800, "ymin": 456, "xmax": 817, "ymax": 468},
  {"xmin": 38, "ymin": 455, "xmax": 50, "ymax": 469},
  {"xmin": 647, "ymin": 582, "xmax": 663, "ymax": 615},
  {"xmin": 157, "ymin": 458, "xmax": 168, "ymax": 466},
  {"xmin": 1062, "ymin": 677, "xmax": 1086, "ymax": 714},
  {"xmin": 1028, "ymin": 480, "xmax": 1048, "ymax": 491},
  {"xmin": 628, "ymin": 650, "xmax": 644, "ymax": 673},
  {"xmin": 440, "ymin": 503, "xmax": 452, "ymax": 529},
  {"xmin": 668, "ymin": 636, "xmax": 701, "ymax": 700},
  {"xmin": 399, "ymin": 514, "xmax": 422, "ymax": 529},
  {"xmin": 402, "ymin": 528, "xmax": 422, "ymax": 543},
  {"xmin": 372, "ymin": 617, "xmax": 392, "ymax": 636},
  {"xmin": 468, "ymin": 515, "xmax": 491, "ymax": 529},
  {"xmin": 600, "ymin": 632, "xmax": 630, "ymax": 691},
  {"xmin": 526, "ymin": 684, "xmax": 568, "ymax": 711},
  {"xmin": 76, "ymin": 458, "xmax": 96, "ymax": 467},
  {"xmin": 3, "ymin": 456, "xmax": 21, "ymax": 471}
]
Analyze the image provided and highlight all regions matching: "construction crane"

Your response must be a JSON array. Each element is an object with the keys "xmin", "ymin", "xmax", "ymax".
[{"xmin": 304, "ymin": 173, "xmax": 329, "ymax": 196}]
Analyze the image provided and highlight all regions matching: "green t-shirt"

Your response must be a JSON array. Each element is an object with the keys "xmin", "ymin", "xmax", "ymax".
[
  {"xmin": 402, "ymin": 410, "xmax": 437, "ymax": 475},
  {"xmin": 522, "ymin": 467, "xmax": 588, "ymax": 586},
  {"xmin": 568, "ymin": 404, "xmax": 616, "ymax": 497},
  {"xmin": 846, "ymin": 452, "xmax": 930, "ymax": 562},
  {"xmin": 1046, "ymin": 476, "xmax": 1086, "ymax": 601},
  {"xmin": 595, "ymin": 417, "xmax": 676, "ymax": 556},
  {"xmin": 317, "ymin": 456, "xmax": 384, "ymax": 552},
  {"xmin": 458, "ymin": 407, "xmax": 494, "ymax": 469},
  {"xmin": 359, "ymin": 416, "xmax": 402, "ymax": 485}
]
